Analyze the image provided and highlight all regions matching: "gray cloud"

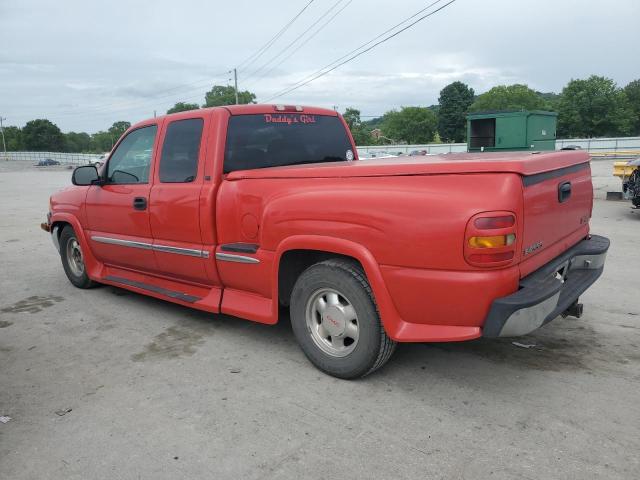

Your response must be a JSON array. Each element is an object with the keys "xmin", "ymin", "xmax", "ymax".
[{"xmin": 1, "ymin": 0, "xmax": 638, "ymax": 132}]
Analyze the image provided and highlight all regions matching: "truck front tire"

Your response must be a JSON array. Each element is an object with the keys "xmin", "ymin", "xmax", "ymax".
[
  {"xmin": 59, "ymin": 226, "xmax": 97, "ymax": 289},
  {"xmin": 290, "ymin": 259, "xmax": 396, "ymax": 379}
]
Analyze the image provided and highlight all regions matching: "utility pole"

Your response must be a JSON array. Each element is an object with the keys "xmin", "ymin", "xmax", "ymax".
[
  {"xmin": 234, "ymin": 68, "xmax": 239, "ymax": 105},
  {"xmin": 0, "ymin": 117, "xmax": 7, "ymax": 161}
]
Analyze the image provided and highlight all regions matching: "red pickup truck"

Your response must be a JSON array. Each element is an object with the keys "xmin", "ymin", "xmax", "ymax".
[{"xmin": 43, "ymin": 104, "xmax": 609, "ymax": 378}]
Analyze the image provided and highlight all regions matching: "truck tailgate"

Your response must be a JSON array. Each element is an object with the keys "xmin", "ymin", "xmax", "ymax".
[{"xmin": 519, "ymin": 162, "xmax": 593, "ymax": 277}]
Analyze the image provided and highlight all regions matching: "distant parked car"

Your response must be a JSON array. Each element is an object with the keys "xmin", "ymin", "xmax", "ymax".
[
  {"xmin": 35, "ymin": 158, "xmax": 60, "ymax": 166},
  {"xmin": 409, "ymin": 150, "xmax": 428, "ymax": 156}
]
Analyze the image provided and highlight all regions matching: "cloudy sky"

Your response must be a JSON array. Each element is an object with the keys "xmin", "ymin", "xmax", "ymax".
[{"xmin": 1, "ymin": 0, "xmax": 638, "ymax": 133}]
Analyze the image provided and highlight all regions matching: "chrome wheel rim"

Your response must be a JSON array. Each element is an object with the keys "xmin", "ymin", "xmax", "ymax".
[
  {"xmin": 305, "ymin": 288, "xmax": 359, "ymax": 357},
  {"xmin": 66, "ymin": 237, "xmax": 85, "ymax": 276}
]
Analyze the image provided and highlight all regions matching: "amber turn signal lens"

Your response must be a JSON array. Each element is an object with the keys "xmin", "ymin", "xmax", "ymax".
[{"xmin": 469, "ymin": 234, "xmax": 516, "ymax": 248}]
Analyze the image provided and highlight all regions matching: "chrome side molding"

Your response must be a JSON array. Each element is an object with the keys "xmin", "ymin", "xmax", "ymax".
[
  {"xmin": 92, "ymin": 236, "xmax": 153, "ymax": 250},
  {"xmin": 215, "ymin": 252, "xmax": 260, "ymax": 264},
  {"xmin": 154, "ymin": 244, "xmax": 210, "ymax": 258},
  {"xmin": 91, "ymin": 236, "xmax": 209, "ymax": 258}
]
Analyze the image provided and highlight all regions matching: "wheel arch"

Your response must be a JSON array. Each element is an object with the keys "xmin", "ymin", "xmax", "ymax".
[
  {"xmin": 50, "ymin": 213, "xmax": 102, "ymax": 279},
  {"xmin": 272, "ymin": 235, "xmax": 404, "ymax": 338}
]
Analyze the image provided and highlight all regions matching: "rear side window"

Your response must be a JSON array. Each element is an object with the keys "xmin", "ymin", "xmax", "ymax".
[
  {"xmin": 224, "ymin": 114, "xmax": 353, "ymax": 173},
  {"xmin": 159, "ymin": 118, "xmax": 204, "ymax": 183}
]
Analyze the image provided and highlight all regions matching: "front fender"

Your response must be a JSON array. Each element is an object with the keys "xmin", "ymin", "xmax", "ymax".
[{"xmin": 50, "ymin": 212, "xmax": 103, "ymax": 280}]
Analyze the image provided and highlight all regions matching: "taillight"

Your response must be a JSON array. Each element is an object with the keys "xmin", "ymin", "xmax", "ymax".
[{"xmin": 465, "ymin": 212, "xmax": 517, "ymax": 267}]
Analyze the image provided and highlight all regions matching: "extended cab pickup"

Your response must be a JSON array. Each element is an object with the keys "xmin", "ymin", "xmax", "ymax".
[{"xmin": 43, "ymin": 104, "xmax": 609, "ymax": 378}]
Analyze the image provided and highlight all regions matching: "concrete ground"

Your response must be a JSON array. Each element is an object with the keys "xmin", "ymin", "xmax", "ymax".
[{"xmin": 0, "ymin": 159, "xmax": 638, "ymax": 479}]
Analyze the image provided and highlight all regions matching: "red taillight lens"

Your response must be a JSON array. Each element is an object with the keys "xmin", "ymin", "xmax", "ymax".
[
  {"xmin": 469, "ymin": 251, "xmax": 514, "ymax": 263},
  {"xmin": 474, "ymin": 215, "xmax": 515, "ymax": 229}
]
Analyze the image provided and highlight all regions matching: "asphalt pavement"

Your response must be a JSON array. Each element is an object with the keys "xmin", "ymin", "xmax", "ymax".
[{"xmin": 1, "ymin": 160, "xmax": 638, "ymax": 479}]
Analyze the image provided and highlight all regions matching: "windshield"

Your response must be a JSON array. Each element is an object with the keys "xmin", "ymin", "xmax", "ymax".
[{"xmin": 224, "ymin": 113, "xmax": 353, "ymax": 173}]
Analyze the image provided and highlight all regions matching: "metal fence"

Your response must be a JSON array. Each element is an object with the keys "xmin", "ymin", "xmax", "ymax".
[
  {"xmin": 555, "ymin": 137, "xmax": 640, "ymax": 158},
  {"xmin": 2, "ymin": 135, "xmax": 639, "ymax": 164},
  {"xmin": 0, "ymin": 151, "xmax": 105, "ymax": 165},
  {"xmin": 357, "ymin": 136, "xmax": 640, "ymax": 158}
]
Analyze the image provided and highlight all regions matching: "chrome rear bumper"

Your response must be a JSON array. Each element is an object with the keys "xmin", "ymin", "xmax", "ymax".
[{"xmin": 483, "ymin": 235, "xmax": 609, "ymax": 337}]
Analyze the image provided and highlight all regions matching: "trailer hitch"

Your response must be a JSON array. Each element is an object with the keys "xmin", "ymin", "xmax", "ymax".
[{"xmin": 562, "ymin": 301, "xmax": 584, "ymax": 319}]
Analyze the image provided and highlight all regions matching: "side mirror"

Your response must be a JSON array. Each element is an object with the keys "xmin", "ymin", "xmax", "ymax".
[{"xmin": 72, "ymin": 165, "xmax": 100, "ymax": 186}]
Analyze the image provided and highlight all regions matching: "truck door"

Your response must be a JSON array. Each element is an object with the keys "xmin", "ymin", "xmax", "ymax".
[
  {"xmin": 85, "ymin": 123, "xmax": 159, "ymax": 272},
  {"xmin": 148, "ymin": 116, "xmax": 213, "ymax": 285}
]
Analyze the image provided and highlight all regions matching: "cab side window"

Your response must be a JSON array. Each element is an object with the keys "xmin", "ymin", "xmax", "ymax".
[
  {"xmin": 106, "ymin": 125, "xmax": 157, "ymax": 184},
  {"xmin": 159, "ymin": 118, "xmax": 204, "ymax": 183}
]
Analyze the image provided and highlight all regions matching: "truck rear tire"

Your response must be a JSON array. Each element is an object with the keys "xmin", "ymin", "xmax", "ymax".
[
  {"xmin": 290, "ymin": 259, "xmax": 396, "ymax": 379},
  {"xmin": 59, "ymin": 226, "xmax": 97, "ymax": 289}
]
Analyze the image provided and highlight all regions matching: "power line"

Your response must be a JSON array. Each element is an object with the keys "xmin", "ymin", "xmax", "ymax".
[
  {"xmin": 39, "ymin": 2, "xmax": 316, "ymax": 120},
  {"xmin": 236, "ymin": 0, "xmax": 315, "ymax": 73},
  {"xmin": 263, "ymin": 0, "xmax": 455, "ymax": 102},
  {"xmin": 242, "ymin": 0, "xmax": 348, "ymax": 86},
  {"xmin": 245, "ymin": 0, "xmax": 353, "ymax": 90}
]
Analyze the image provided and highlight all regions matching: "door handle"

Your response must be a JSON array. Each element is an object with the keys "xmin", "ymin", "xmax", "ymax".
[
  {"xmin": 133, "ymin": 197, "xmax": 147, "ymax": 210},
  {"xmin": 558, "ymin": 182, "xmax": 572, "ymax": 203}
]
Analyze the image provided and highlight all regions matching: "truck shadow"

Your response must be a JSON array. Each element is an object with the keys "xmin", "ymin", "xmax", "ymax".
[{"xmin": 108, "ymin": 286, "xmax": 638, "ymax": 382}]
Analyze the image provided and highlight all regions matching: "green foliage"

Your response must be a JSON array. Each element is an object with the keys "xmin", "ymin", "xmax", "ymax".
[
  {"xmin": 362, "ymin": 116, "xmax": 384, "ymax": 129},
  {"xmin": 22, "ymin": 119, "xmax": 65, "ymax": 151},
  {"xmin": 342, "ymin": 107, "xmax": 372, "ymax": 145},
  {"xmin": 557, "ymin": 76, "xmax": 634, "ymax": 137},
  {"xmin": 623, "ymin": 79, "xmax": 640, "ymax": 134},
  {"xmin": 536, "ymin": 91, "xmax": 561, "ymax": 110},
  {"xmin": 2, "ymin": 126, "xmax": 23, "ymax": 150},
  {"xmin": 470, "ymin": 84, "xmax": 549, "ymax": 112},
  {"xmin": 90, "ymin": 131, "xmax": 115, "ymax": 153},
  {"xmin": 167, "ymin": 102, "xmax": 200, "ymax": 114},
  {"xmin": 64, "ymin": 132, "xmax": 91, "ymax": 152},
  {"xmin": 381, "ymin": 107, "xmax": 437, "ymax": 144},
  {"xmin": 108, "ymin": 121, "xmax": 131, "ymax": 143},
  {"xmin": 437, "ymin": 81, "xmax": 475, "ymax": 142},
  {"xmin": 203, "ymin": 85, "xmax": 256, "ymax": 107}
]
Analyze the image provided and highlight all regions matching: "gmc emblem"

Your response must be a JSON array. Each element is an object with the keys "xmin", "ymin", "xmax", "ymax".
[{"xmin": 524, "ymin": 241, "xmax": 543, "ymax": 256}]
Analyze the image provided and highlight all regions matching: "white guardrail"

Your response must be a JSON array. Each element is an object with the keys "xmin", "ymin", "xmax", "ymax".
[
  {"xmin": 1, "ymin": 136, "xmax": 639, "ymax": 164},
  {"xmin": 0, "ymin": 151, "xmax": 105, "ymax": 165},
  {"xmin": 357, "ymin": 136, "xmax": 640, "ymax": 157}
]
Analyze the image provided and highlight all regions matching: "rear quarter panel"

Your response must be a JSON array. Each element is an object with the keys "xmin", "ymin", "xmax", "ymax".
[
  {"xmin": 217, "ymin": 173, "xmax": 524, "ymax": 334},
  {"xmin": 219, "ymin": 173, "xmax": 524, "ymax": 270}
]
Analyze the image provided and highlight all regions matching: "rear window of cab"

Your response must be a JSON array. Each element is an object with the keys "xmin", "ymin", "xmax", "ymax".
[{"xmin": 224, "ymin": 114, "xmax": 353, "ymax": 173}]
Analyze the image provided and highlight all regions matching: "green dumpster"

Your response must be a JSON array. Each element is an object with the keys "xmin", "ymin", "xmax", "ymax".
[{"xmin": 467, "ymin": 110, "xmax": 557, "ymax": 152}]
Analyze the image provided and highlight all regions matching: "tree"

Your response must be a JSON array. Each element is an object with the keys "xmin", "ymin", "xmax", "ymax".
[
  {"xmin": 167, "ymin": 102, "xmax": 200, "ymax": 114},
  {"xmin": 469, "ymin": 84, "xmax": 549, "ymax": 112},
  {"xmin": 342, "ymin": 107, "xmax": 372, "ymax": 145},
  {"xmin": 623, "ymin": 79, "xmax": 640, "ymax": 135},
  {"xmin": 557, "ymin": 75, "xmax": 634, "ymax": 138},
  {"xmin": 203, "ymin": 85, "xmax": 256, "ymax": 107},
  {"xmin": 90, "ymin": 131, "xmax": 114, "ymax": 153},
  {"xmin": 2, "ymin": 126, "xmax": 23, "ymax": 150},
  {"xmin": 381, "ymin": 107, "xmax": 437, "ymax": 144},
  {"xmin": 437, "ymin": 81, "xmax": 475, "ymax": 142},
  {"xmin": 22, "ymin": 119, "xmax": 65, "ymax": 151},
  {"xmin": 537, "ymin": 91, "xmax": 561, "ymax": 111},
  {"xmin": 64, "ymin": 132, "xmax": 91, "ymax": 153},
  {"xmin": 108, "ymin": 121, "xmax": 131, "ymax": 143}
]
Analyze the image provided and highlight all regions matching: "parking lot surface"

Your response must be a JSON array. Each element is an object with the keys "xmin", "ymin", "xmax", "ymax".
[{"xmin": 1, "ymin": 161, "xmax": 639, "ymax": 479}]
